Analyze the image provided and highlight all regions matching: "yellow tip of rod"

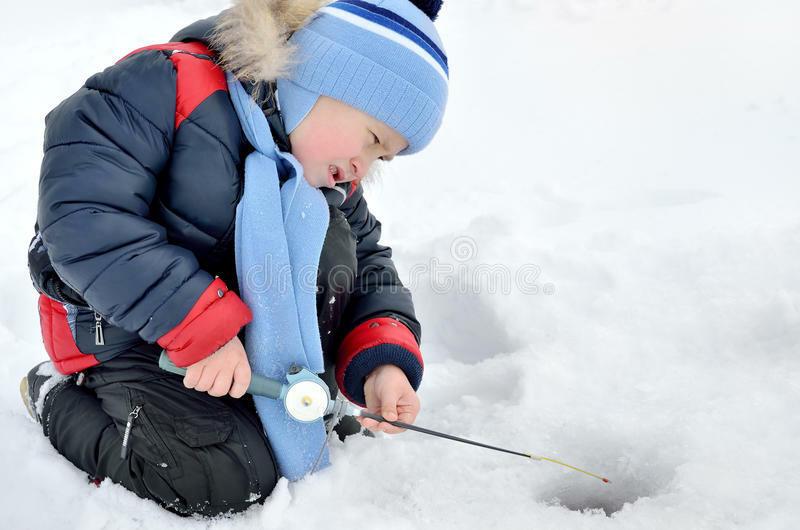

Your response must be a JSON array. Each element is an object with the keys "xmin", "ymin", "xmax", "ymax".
[{"xmin": 527, "ymin": 454, "xmax": 610, "ymax": 484}]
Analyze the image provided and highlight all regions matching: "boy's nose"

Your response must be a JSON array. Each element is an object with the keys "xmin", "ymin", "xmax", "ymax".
[
  {"xmin": 350, "ymin": 158, "xmax": 365, "ymax": 180},
  {"xmin": 350, "ymin": 153, "xmax": 379, "ymax": 181}
]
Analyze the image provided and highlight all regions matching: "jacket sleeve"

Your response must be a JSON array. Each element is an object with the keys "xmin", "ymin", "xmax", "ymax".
[
  {"xmin": 36, "ymin": 50, "xmax": 251, "ymax": 367},
  {"xmin": 334, "ymin": 185, "xmax": 424, "ymax": 405}
]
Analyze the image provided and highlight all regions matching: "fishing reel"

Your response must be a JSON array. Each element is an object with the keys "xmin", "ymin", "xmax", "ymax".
[
  {"xmin": 281, "ymin": 365, "xmax": 332, "ymax": 422},
  {"xmin": 158, "ymin": 352, "xmax": 356, "ymax": 423}
]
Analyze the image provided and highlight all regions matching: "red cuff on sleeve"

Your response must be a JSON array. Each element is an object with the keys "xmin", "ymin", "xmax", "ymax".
[
  {"xmin": 335, "ymin": 317, "xmax": 423, "ymax": 401},
  {"xmin": 157, "ymin": 278, "xmax": 252, "ymax": 367}
]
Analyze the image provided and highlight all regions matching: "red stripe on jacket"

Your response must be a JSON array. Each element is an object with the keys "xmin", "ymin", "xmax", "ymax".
[
  {"xmin": 117, "ymin": 42, "xmax": 227, "ymax": 130},
  {"xmin": 38, "ymin": 294, "xmax": 99, "ymax": 375},
  {"xmin": 157, "ymin": 278, "xmax": 252, "ymax": 367},
  {"xmin": 335, "ymin": 317, "xmax": 423, "ymax": 400}
]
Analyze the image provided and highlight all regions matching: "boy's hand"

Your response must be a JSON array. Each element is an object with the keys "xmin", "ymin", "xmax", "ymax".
[
  {"xmin": 357, "ymin": 364, "xmax": 420, "ymax": 434},
  {"xmin": 183, "ymin": 336, "xmax": 251, "ymax": 398}
]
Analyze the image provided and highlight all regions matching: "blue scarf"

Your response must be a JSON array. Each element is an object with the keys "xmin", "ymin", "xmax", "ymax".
[{"xmin": 227, "ymin": 73, "xmax": 331, "ymax": 481}]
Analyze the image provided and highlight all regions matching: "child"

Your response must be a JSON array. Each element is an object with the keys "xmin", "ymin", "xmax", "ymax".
[{"xmin": 22, "ymin": 0, "xmax": 447, "ymax": 517}]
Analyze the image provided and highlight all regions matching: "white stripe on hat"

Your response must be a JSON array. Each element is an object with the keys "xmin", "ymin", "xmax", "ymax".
[{"xmin": 318, "ymin": 5, "xmax": 449, "ymax": 84}]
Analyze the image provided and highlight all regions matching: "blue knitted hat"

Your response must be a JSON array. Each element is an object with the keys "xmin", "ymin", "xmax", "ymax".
[{"xmin": 276, "ymin": 0, "xmax": 448, "ymax": 155}]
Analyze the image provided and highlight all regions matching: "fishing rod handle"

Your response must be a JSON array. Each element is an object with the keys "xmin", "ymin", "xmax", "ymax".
[
  {"xmin": 357, "ymin": 410, "xmax": 413, "ymax": 429},
  {"xmin": 158, "ymin": 351, "xmax": 285, "ymax": 399}
]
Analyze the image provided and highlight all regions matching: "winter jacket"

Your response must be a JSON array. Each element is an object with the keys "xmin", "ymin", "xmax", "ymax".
[{"xmin": 28, "ymin": 0, "xmax": 423, "ymax": 406}]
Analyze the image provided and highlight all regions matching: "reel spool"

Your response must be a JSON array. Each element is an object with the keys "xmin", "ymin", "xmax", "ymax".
[{"xmin": 282, "ymin": 368, "xmax": 332, "ymax": 423}]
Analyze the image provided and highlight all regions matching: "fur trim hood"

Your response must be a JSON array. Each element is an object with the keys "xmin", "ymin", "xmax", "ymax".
[
  {"xmin": 173, "ymin": 0, "xmax": 326, "ymax": 84},
  {"xmin": 211, "ymin": 0, "xmax": 327, "ymax": 83}
]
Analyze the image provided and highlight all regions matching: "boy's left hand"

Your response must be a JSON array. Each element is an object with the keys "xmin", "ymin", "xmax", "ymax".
[{"xmin": 357, "ymin": 364, "xmax": 420, "ymax": 434}]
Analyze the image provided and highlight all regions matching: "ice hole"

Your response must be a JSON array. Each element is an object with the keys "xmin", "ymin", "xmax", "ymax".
[{"xmin": 538, "ymin": 453, "xmax": 676, "ymax": 516}]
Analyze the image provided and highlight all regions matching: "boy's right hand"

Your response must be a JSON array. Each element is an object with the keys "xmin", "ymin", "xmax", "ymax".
[{"xmin": 183, "ymin": 336, "xmax": 251, "ymax": 398}]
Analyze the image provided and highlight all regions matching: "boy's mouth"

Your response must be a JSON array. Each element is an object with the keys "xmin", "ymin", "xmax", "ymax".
[{"xmin": 328, "ymin": 164, "xmax": 347, "ymax": 185}]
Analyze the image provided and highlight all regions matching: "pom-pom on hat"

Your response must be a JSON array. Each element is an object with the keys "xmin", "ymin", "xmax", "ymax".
[{"xmin": 277, "ymin": 0, "xmax": 448, "ymax": 155}]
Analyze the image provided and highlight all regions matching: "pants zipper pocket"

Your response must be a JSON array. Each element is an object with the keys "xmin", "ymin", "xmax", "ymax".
[{"xmin": 120, "ymin": 404, "xmax": 141, "ymax": 459}]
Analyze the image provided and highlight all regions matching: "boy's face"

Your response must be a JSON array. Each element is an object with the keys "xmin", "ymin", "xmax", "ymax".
[{"xmin": 289, "ymin": 96, "xmax": 408, "ymax": 189}]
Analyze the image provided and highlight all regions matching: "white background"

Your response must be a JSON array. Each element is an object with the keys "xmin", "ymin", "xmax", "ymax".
[{"xmin": 1, "ymin": 1, "xmax": 798, "ymax": 528}]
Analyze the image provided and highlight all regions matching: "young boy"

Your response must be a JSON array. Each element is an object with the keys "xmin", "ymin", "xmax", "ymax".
[{"xmin": 23, "ymin": 0, "xmax": 447, "ymax": 517}]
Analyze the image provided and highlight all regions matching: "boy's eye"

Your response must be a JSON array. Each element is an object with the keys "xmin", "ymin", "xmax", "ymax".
[{"xmin": 371, "ymin": 131, "xmax": 388, "ymax": 161}]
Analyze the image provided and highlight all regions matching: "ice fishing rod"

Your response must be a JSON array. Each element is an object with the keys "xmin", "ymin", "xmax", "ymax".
[
  {"xmin": 159, "ymin": 353, "xmax": 609, "ymax": 484},
  {"xmin": 357, "ymin": 410, "xmax": 610, "ymax": 483}
]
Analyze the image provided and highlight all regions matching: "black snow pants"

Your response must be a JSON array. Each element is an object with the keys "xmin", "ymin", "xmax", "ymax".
[{"xmin": 31, "ymin": 206, "xmax": 359, "ymax": 517}]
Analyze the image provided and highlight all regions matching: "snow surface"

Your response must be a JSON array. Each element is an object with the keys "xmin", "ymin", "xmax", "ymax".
[{"xmin": 2, "ymin": 0, "xmax": 799, "ymax": 528}]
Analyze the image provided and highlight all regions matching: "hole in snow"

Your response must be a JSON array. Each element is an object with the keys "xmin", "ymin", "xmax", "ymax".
[{"xmin": 538, "ymin": 450, "xmax": 677, "ymax": 516}]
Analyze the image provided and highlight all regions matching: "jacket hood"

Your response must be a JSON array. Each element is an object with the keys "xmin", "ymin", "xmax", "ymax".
[{"xmin": 172, "ymin": 0, "xmax": 326, "ymax": 84}]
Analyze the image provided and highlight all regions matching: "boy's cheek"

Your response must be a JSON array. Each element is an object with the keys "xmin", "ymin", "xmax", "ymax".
[{"xmin": 296, "ymin": 128, "xmax": 360, "ymax": 162}]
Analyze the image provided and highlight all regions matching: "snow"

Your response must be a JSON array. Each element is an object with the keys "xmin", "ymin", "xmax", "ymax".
[
  {"xmin": 33, "ymin": 362, "xmax": 67, "ymax": 417},
  {"xmin": 2, "ymin": 0, "xmax": 799, "ymax": 528}
]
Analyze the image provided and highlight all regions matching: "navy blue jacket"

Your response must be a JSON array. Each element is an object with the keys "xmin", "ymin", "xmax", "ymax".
[{"xmin": 28, "ymin": 16, "xmax": 424, "ymax": 405}]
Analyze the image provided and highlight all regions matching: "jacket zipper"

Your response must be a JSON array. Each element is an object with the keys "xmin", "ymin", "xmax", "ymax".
[
  {"xmin": 120, "ymin": 405, "xmax": 142, "ymax": 459},
  {"xmin": 52, "ymin": 279, "xmax": 107, "ymax": 345},
  {"xmin": 94, "ymin": 311, "xmax": 105, "ymax": 346}
]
